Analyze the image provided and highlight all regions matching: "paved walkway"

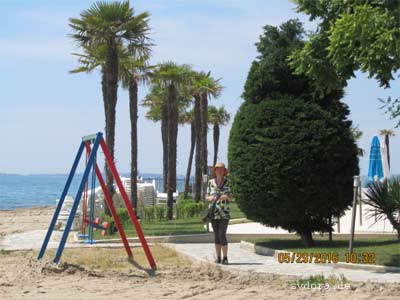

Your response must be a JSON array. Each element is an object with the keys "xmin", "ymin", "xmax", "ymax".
[
  {"xmin": 171, "ymin": 243, "xmax": 400, "ymax": 283},
  {"xmin": 221, "ymin": 222, "xmax": 292, "ymax": 234},
  {"xmin": 0, "ymin": 230, "xmax": 63, "ymax": 251},
  {"xmin": 0, "ymin": 230, "xmax": 139, "ymax": 251},
  {"xmin": 218, "ymin": 221, "xmax": 396, "ymax": 235}
]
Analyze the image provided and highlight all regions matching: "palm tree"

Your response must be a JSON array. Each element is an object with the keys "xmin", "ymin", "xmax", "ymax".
[
  {"xmin": 119, "ymin": 52, "xmax": 152, "ymax": 212},
  {"xmin": 142, "ymin": 85, "xmax": 168, "ymax": 192},
  {"xmin": 149, "ymin": 62, "xmax": 192, "ymax": 219},
  {"xmin": 141, "ymin": 85, "xmax": 168, "ymax": 192},
  {"xmin": 189, "ymin": 71, "xmax": 223, "ymax": 201},
  {"xmin": 142, "ymin": 83, "xmax": 190, "ymax": 195},
  {"xmin": 364, "ymin": 179, "xmax": 400, "ymax": 240},
  {"xmin": 69, "ymin": 1, "xmax": 151, "ymax": 213},
  {"xmin": 379, "ymin": 129, "xmax": 395, "ymax": 170},
  {"xmin": 179, "ymin": 109, "xmax": 196, "ymax": 198},
  {"xmin": 351, "ymin": 125, "xmax": 365, "ymax": 157},
  {"xmin": 208, "ymin": 105, "xmax": 231, "ymax": 167},
  {"xmin": 144, "ymin": 63, "xmax": 192, "ymax": 219}
]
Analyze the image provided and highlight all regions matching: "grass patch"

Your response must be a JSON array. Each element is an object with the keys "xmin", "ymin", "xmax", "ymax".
[
  {"xmin": 291, "ymin": 274, "xmax": 326, "ymax": 286},
  {"xmin": 289, "ymin": 274, "xmax": 349, "ymax": 289},
  {"xmin": 229, "ymin": 201, "xmax": 247, "ymax": 219},
  {"xmin": 90, "ymin": 201, "xmax": 247, "ymax": 240},
  {"xmin": 0, "ymin": 249, "xmax": 10, "ymax": 256},
  {"xmin": 44, "ymin": 244, "xmax": 191, "ymax": 271},
  {"xmin": 92, "ymin": 217, "xmax": 206, "ymax": 240},
  {"xmin": 247, "ymin": 234, "xmax": 400, "ymax": 267}
]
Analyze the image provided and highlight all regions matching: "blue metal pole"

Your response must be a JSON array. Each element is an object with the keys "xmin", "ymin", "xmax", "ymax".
[
  {"xmin": 87, "ymin": 156, "xmax": 96, "ymax": 244},
  {"xmin": 53, "ymin": 132, "xmax": 103, "ymax": 263},
  {"xmin": 38, "ymin": 141, "xmax": 85, "ymax": 260}
]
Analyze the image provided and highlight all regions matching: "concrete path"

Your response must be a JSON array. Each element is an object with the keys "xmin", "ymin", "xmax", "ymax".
[
  {"xmin": 0, "ymin": 230, "xmax": 63, "ymax": 251},
  {"xmin": 170, "ymin": 243, "xmax": 400, "ymax": 283},
  {"xmin": 221, "ymin": 222, "xmax": 292, "ymax": 234},
  {"xmin": 218, "ymin": 221, "xmax": 396, "ymax": 235},
  {"xmin": 0, "ymin": 230, "xmax": 139, "ymax": 251}
]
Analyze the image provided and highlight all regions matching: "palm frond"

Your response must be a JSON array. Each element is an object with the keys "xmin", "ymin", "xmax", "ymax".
[{"xmin": 363, "ymin": 178, "xmax": 400, "ymax": 228}]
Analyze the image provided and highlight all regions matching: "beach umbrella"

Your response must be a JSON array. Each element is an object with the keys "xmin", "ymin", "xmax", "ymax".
[
  {"xmin": 380, "ymin": 141, "xmax": 390, "ymax": 181},
  {"xmin": 368, "ymin": 136, "xmax": 384, "ymax": 182}
]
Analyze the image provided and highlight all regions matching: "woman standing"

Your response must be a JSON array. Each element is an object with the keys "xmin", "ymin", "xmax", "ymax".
[{"xmin": 207, "ymin": 162, "xmax": 232, "ymax": 264}]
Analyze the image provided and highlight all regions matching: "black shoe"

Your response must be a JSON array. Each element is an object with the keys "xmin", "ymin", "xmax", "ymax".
[
  {"xmin": 221, "ymin": 257, "xmax": 228, "ymax": 265},
  {"xmin": 214, "ymin": 257, "xmax": 221, "ymax": 264}
]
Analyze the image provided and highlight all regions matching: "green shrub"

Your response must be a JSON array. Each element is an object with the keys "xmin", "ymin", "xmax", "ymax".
[
  {"xmin": 155, "ymin": 205, "xmax": 166, "ymax": 221},
  {"xmin": 116, "ymin": 208, "xmax": 130, "ymax": 225},
  {"xmin": 176, "ymin": 199, "xmax": 205, "ymax": 219},
  {"xmin": 144, "ymin": 206, "xmax": 155, "ymax": 222}
]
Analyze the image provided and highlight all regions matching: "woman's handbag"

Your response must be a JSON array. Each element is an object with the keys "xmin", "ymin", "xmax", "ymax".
[{"xmin": 202, "ymin": 201, "xmax": 216, "ymax": 224}]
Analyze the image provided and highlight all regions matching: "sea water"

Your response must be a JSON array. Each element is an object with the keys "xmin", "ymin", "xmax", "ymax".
[{"xmin": 0, "ymin": 173, "xmax": 190, "ymax": 210}]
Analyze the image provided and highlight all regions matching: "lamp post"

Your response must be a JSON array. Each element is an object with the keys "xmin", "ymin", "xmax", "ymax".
[
  {"xmin": 349, "ymin": 175, "xmax": 361, "ymax": 254},
  {"xmin": 202, "ymin": 173, "xmax": 209, "ymax": 232}
]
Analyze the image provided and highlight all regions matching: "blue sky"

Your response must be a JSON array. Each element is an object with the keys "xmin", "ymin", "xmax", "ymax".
[{"xmin": 1, "ymin": 0, "xmax": 399, "ymax": 176}]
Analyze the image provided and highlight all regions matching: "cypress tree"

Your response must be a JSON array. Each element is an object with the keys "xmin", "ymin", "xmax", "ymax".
[{"xmin": 228, "ymin": 20, "xmax": 358, "ymax": 246}]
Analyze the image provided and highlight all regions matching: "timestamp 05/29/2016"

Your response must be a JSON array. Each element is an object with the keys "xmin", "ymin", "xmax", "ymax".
[{"xmin": 277, "ymin": 252, "xmax": 376, "ymax": 264}]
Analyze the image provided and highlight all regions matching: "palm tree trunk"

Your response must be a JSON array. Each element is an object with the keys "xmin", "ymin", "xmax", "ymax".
[
  {"xmin": 184, "ymin": 121, "xmax": 196, "ymax": 198},
  {"xmin": 200, "ymin": 92, "xmax": 208, "ymax": 176},
  {"xmin": 104, "ymin": 39, "xmax": 118, "ymax": 216},
  {"xmin": 167, "ymin": 83, "xmax": 178, "ymax": 220},
  {"xmin": 104, "ymin": 40, "xmax": 118, "ymax": 214},
  {"xmin": 101, "ymin": 70, "xmax": 111, "ymax": 216},
  {"xmin": 385, "ymin": 134, "xmax": 390, "ymax": 171},
  {"xmin": 129, "ymin": 78, "xmax": 138, "ymax": 213},
  {"xmin": 213, "ymin": 123, "xmax": 219, "ymax": 167},
  {"xmin": 194, "ymin": 95, "xmax": 202, "ymax": 202},
  {"xmin": 161, "ymin": 103, "xmax": 168, "ymax": 193}
]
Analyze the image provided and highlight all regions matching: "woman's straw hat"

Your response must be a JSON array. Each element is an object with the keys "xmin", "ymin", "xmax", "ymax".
[{"xmin": 212, "ymin": 162, "xmax": 228, "ymax": 177}]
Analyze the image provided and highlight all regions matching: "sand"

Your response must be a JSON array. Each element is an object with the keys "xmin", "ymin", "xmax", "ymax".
[
  {"xmin": 0, "ymin": 207, "xmax": 399, "ymax": 300},
  {"xmin": 0, "ymin": 206, "xmax": 53, "ymax": 237}
]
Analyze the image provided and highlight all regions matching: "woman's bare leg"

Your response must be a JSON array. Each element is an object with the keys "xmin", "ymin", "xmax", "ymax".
[
  {"xmin": 215, "ymin": 244, "xmax": 222, "ymax": 258},
  {"xmin": 222, "ymin": 245, "xmax": 228, "ymax": 257}
]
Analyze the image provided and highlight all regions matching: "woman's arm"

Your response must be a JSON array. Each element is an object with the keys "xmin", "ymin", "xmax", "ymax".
[
  {"xmin": 207, "ymin": 179, "xmax": 218, "ymax": 202},
  {"xmin": 219, "ymin": 194, "xmax": 230, "ymax": 201},
  {"xmin": 219, "ymin": 178, "xmax": 232, "ymax": 201}
]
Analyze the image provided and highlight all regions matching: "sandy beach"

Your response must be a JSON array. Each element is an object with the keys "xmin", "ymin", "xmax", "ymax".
[{"xmin": 0, "ymin": 207, "xmax": 399, "ymax": 300}]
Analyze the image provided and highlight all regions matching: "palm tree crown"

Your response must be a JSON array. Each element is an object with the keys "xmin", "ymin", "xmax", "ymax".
[
  {"xmin": 208, "ymin": 105, "xmax": 231, "ymax": 126},
  {"xmin": 69, "ymin": 1, "xmax": 151, "ymax": 50}
]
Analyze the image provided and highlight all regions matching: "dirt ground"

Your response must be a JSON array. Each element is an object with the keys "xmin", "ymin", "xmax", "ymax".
[{"xmin": 0, "ymin": 207, "xmax": 399, "ymax": 300}]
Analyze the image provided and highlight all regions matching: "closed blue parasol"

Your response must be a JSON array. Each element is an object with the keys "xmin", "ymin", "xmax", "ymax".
[{"xmin": 368, "ymin": 136, "xmax": 384, "ymax": 182}]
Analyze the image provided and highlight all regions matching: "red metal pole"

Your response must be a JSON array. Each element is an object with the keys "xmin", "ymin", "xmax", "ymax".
[
  {"xmin": 84, "ymin": 143, "xmax": 133, "ymax": 257},
  {"xmin": 100, "ymin": 138, "xmax": 156, "ymax": 269}
]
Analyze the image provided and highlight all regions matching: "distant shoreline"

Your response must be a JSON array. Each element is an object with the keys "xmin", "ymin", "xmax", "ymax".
[{"xmin": 0, "ymin": 205, "xmax": 56, "ymax": 212}]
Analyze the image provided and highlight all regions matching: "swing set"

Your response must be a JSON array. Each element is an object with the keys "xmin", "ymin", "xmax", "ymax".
[{"xmin": 37, "ymin": 132, "xmax": 156, "ymax": 270}]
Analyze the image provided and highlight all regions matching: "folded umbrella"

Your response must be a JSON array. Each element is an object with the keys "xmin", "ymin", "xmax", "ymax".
[
  {"xmin": 368, "ymin": 136, "xmax": 384, "ymax": 182},
  {"xmin": 380, "ymin": 140, "xmax": 390, "ymax": 181}
]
